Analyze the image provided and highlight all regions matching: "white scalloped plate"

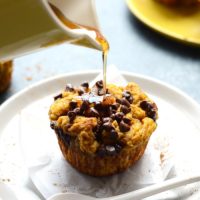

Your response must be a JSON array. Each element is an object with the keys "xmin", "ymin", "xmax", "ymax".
[{"xmin": 0, "ymin": 70, "xmax": 200, "ymax": 199}]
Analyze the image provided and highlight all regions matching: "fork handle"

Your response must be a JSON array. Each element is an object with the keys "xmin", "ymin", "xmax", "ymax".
[{"xmin": 105, "ymin": 175, "xmax": 200, "ymax": 200}]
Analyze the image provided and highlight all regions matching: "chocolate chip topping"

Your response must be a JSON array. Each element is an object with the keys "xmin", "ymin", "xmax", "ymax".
[
  {"xmin": 54, "ymin": 93, "xmax": 62, "ymax": 101},
  {"xmin": 96, "ymin": 80, "xmax": 103, "ymax": 88},
  {"xmin": 121, "ymin": 98, "xmax": 130, "ymax": 107},
  {"xmin": 105, "ymin": 145, "xmax": 116, "ymax": 156},
  {"xmin": 103, "ymin": 117, "xmax": 113, "ymax": 123},
  {"xmin": 80, "ymin": 100, "xmax": 89, "ymax": 114},
  {"xmin": 120, "ymin": 105, "xmax": 131, "ymax": 114},
  {"xmin": 116, "ymin": 98, "xmax": 121, "ymax": 104},
  {"xmin": 69, "ymin": 101, "xmax": 77, "ymax": 110},
  {"xmin": 102, "ymin": 122, "xmax": 113, "ymax": 131},
  {"xmin": 140, "ymin": 100, "xmax": 152, "ymax": 110},
  {"xmin": 106, "ymin": 89, "xmax": 110, "ymax": 94},
  {"xmin": 97, "ymin": 146, "xmax": 107, "ymax": 157},
  {"xmin": 66, "ymin": 84, "xmax": 75, "ymax": 92},
  {"xmin": 58, "ymin": 82, "xmax": 150, "ymax": 156},
  {"xmin": 97, "ymin": 144, "xmax": 122, "ymax": 157},
  {"xmin": 123, "ymin": 117, "xmax": 131, "ymax": 125},
  {"xmin": 123, "ymin": 91, "xmax": 134, "ymax": 103},
  {"xmin": 86, "ymin": 107, "xmax": 99, "ymax": 117},
  {"xmin": 73, "ymin": 107, "xmax": 80, "ymax": 114},
  {"xmin": 111, "ymin": 103, "xmax": 120, "ymax": 111},
  {"xmin": 110, "ymin": 129, "xmax": 118, "ymax": 141},
  {"xmin": 78, "ymin": 88, "xmax": 85, "ymax": 96},
  {"xmin": 115, "ymin": 143, "xmax": 122, "ymax": 153},
  {"xmin": 67, "ymin": 111, "xmax": 76, "ymax": 122},
  {"xmin": 140, "ymin": 101, "xmax": 157, "ymax": 121},
  {"xmin": 119, "ymin": 120, "xmax": 130, "ymax": 132},
  {"xmin": 113, "ymin": 112, "xmax": 124, "ymax": 122},
  {"xmin": 98, "ymin": 89, "xmax": 105, "ymax": 96},
  {"xmin": 147, "ymin": 110, "xmax": 157, "ymax": 121},
  {"xmin": 81, "ymin": 82, "xmax": 89, "ymax": 89},
  {"xmin": 94, "ymin": 124, "xmax": 103, "ymax": 142}
]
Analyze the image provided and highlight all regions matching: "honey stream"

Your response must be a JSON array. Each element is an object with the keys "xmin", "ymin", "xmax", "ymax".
[{"xmin": 50, "ymin": 3, "xmax": 109, "ymax": 94}]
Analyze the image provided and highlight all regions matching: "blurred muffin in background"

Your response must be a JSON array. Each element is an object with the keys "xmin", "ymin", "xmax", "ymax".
[
  {"xmin": 0, "ymin": 61, "xmax": 13, "ymax": 93},
  {"xmin": 158, "ymin": 0, "xmax": 199, "ymax": 6}
]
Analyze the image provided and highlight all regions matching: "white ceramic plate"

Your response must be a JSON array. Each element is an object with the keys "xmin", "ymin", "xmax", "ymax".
[{"xmin": 1, "ymin": 71, "xmax": 200, "ymax": 199}]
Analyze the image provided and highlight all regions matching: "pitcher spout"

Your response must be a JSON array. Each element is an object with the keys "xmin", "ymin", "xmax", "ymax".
[{"xmin": 44, "ymin": 0, "xmax": 103, "ymax": 51}]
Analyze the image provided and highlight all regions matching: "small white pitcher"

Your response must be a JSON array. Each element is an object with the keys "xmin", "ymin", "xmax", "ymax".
[{"xmin": 0, "ymin": 0, "xmax": 102, "ymax": 61}]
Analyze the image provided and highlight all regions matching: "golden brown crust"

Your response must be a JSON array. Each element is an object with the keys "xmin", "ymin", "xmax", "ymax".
[
  {"xmin": 57, "ymin": 134, "xmax": 148, "ymax": 176},
  {"xmin": 0, "ymin": 61, "xmax": 13, "ymax": 93},
  {"xmin": 49, "ymin": 81, "xmax": 158, "ymax": 176}
]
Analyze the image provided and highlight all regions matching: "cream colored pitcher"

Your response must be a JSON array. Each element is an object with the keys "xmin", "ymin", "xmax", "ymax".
[{"xmin": 0, "ymin": 0, "xmax": 102, "ymax": 61}]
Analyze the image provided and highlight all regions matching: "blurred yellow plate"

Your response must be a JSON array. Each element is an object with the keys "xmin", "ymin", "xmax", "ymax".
[{"xmin": 126, "ymin": 0, "xmax": 200, "ymax": 45}]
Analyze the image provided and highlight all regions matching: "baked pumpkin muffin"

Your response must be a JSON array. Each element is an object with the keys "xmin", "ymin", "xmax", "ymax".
[
  {"xmin": 0, "ymin": 60, "xmax": 13, "ymax": 93},
  {"xmin": 49, "ymin": 80, "xmax": 158, "ymax": 176}
]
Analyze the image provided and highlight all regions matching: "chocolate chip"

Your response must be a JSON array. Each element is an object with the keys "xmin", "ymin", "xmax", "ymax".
[
  {"xmin": 54, "ymin": 93, "xmax": 62, "ymax": 101},
  {"xmin": 120, "ymin": 105, "xmax": 131, "ymax": 114},
  {"xmin": 98, "ymin": 88, "xmax": 105, "ymax": 96},
  {"xmin": 97, "ymin": 146, "xmax": 107, "ymax": 157},
  {"xmin": 94, "ymin": 124, "xmax": 103, "ymax": 141},
  {"xmin": 103, "ymin": 117, "xmax": 113, "ymax": 123},
  {"xmin": 69, "ymin": 101, "xmax": 77, "ymax": 110},
  {"xmin": 121, "ymin": 98, "xmax": 130, "ymax": 107},
  {"xmin": 94, "ymin": 102, "xmax": 102, "ymax": 111},
  {"xmin": 95, "ymin": 131, "xmax": 102, "ymax": 142},
  {"xmin": 115, "ymin": 144, "xmax": 122, "ymax": 153},
  {"xmin": 111, "ymin": 103, "xmax": 120, "ymax": 111},
  {"xmin": 96, "ymin": 80, "xmax": 103, "ymax": 88},
  {"xmin": 111, "ymin": 113, "xmax": 116, "ymax": 120},
  {"xmin": 67, "ymin": 111, "xmax": 76, "ymax": 122},
  {"xmin": 103, "ymin": 122, "xmax": 113, "ymax": 131},
  {"xmin": 147, "ymin": 110, "xmax": 157, "ymax": 121},
  {"xmin": 128, "ymin": 96, "xmax": 134, "ymax": 104},
  {"xmin": 97, "ymin": 144, "xmax": 122, "ymax": 157},
  {"xmin": 140, "ymin": 101, "xmax": 153, "ymax": 110},
  {"xmin": 123, "ymin": 117, "xmax": 131, "ymax": 125},
  {"xmin": 66, "ymin": 84, "xmax": 75, "ymax": 92},
  {"xmin": 123, "ymin": 91, "xmax": 134, "ymax": 103},
  {"xmin": 81, "ymin": 82, "xmax": 89, "ymax": 88},
  {"xmin": 87, "ymin": 107, "xmax": 99, "ymax": 117},
  {"xmin": 50, "ymin": 121, "xmax": 56, "ymax": 129},
  {"xmin": 73, "ymin": 107, "xmax": 80, "ymax": 114},
  {"xmin": 78, "ymin": 89, "xmax": 85, "ymax": 95},
  {"xmin": 116, "ymin": 98, "xmax": 121, "ymax": 104},
  {"xmin": 140, "ymin": 101, "xmax": 157, "ymax": 121},
  {"xmin": 80, "ymin": 100, "xmax": 89, "ymax": 113},
  {"xmin": 119, "ymin": 120, "xmax": 130, "ymax": 132},
  {"xmin": 105, "ymin": 145, "xmax": 116, "ymax": 156},
  {"xmin": 114, "ymin": 112, "xmax": 124, "ymax": 122},
  {"xmin": 110, "ymin": 129, "xmax": 118, "ymax": 140}
]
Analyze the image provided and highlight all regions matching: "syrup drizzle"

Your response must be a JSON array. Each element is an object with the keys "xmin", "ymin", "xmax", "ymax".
[{"xmin": 49, "ymin": 3, "xmax": 109, "ymax": 94}]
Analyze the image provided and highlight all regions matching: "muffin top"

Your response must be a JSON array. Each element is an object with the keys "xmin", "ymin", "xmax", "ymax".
[{"xmin": 49, "ymin": 81, "xmax": 158, "ymax": 156}]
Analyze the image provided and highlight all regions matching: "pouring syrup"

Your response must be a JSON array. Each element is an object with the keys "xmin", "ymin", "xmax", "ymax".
[{"xmin": 49, "ymin": 3, "xmax": 109, "ymax": 94}]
